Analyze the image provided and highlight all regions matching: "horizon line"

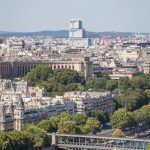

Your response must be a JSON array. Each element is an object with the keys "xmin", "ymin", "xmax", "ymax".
[{"xmin": 0, "ymin": 30, "xmax": 149, "ymax": 34}]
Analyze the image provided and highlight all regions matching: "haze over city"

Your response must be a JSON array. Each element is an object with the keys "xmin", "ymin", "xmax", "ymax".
[{"xmin": 0, "ymin": 0, "xmax": 150, "ymax": 33}]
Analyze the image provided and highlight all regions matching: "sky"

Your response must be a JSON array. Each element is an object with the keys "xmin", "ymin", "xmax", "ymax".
[{"xmin": 0, "ymin": 0, "xmax": 150, "ymax": 33}]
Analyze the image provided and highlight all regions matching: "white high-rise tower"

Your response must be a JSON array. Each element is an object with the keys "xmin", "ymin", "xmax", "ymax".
[
  {"xmin": 69, "ymin": 19, "xmax": 85, "ymax": 38},
  {"xmin": 68, "ymin": 19, "xmax": 91, "ymax": 48}
]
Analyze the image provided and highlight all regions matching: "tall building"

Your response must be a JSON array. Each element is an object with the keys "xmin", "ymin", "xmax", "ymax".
[
  {"xmin": 69, "ymin": 19, "xmax": 85, "ymax": 38},
  {"xmin": 68, "ymin": 19, "xmax": 91, "ymax": 48}
]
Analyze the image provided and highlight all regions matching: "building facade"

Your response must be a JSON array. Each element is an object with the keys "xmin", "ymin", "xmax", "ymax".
[
  {"xmin": 68, "ymin": 19, "xmax": 91, "ymax": 48},
  {"xmin": 63, "ymin": 91, "xmax": 114, "ymax": 115},
  {"xmin": 0, "ymin": 57, "xmax": 93, "ymax": 79},
  {"xmin": 69, "ymin": 19, "xmax": 84, "ymax": 38},
  {"xmin": 0, "ymin": 97, "xmax": 75, "ymax": 131}
]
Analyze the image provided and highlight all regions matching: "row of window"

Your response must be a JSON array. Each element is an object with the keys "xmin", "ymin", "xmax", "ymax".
[{"xmin": 50, "ymin": 65, "xmax": 75, "ymax": 69}]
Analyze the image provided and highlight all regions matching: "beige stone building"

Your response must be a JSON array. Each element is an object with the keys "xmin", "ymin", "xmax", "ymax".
[
  {"xmin": 0, "ymin": 57, "xmax": 92, "ymax": 79},
  {"xmin": 63, "ymin": 91, "xmax": 114, "ymax": 115},
  {"xmin": 0, "ymin": 97, "xmax": 75, "ymax": 131}
]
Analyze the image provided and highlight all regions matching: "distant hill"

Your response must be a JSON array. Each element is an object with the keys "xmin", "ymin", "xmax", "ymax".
[
  {"xmin": 0, "ymin": 30, "xmax": 146, "ymax": 38},
  {"xmin": 0, "ymin": 30, "xmax": 68, "ymax": 38}
]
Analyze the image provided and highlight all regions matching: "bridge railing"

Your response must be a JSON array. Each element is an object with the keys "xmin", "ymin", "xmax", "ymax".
[{"xmin": 48, "ymin": 133, "xmax": 150, "ymax": 149}]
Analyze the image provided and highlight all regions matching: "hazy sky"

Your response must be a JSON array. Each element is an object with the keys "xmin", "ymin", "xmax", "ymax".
[{"xmin": 0, "ymin": 0, "xmax": 150, "ymax": 32}]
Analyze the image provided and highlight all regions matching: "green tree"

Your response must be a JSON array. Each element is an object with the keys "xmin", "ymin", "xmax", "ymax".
[
  {"xmin": 54, "ymin": 69, "xmax": 85, "ymax": 85},
  {"xmin": 49, "ymin": 117, "xmax": 60, "ymax": 131},
  {"xmin": 26, "ymin": 67, "xmax": 85, "ymax": 96},
  {"xmin": 86, "ymin": 77, "xmax": 107, "ymax": 91},
  {"xmin": 146, "ymin": 144, "xmax": 150, "ymax": 150},
  {"xmin": 8, "ymin": 130, "xmax": 33, "ymax": 150},
  {"xmin": 94, "ymin": 71, "xmax": 110, "ymax": 79},
  {"xmin": 57, "ymin": 121, "xmax": 80, "ymax": 134},
  {"xmin": 145, "ymin": 89, "xmax": 150, "ymax": 102},
  {"xmin": 82, "ymin": 117, "xmax": 101, "ymax": 134},
  {"xmin": 133, "ymin": 105, "xmax": 150, "ymax": 126},
  {"xmin": 0, "ymin": 132, "xmax": 13, "ymax": 150},
  {"xmin": 23, "ymin": 125, "xmax": 50, "ymax": 149},
  {"xmin": 24, "ymin": 65, "xmax": 53, "ymax": 85},
  {"xmin": 57, "ymin": 112, "xmax": 72, "ymax": 120},
  {"xmin": 37, "ymin": 120, "xmax": 56, "ymax": 132},
  {"xmin": 110, "ymin": 108, "xmax": 135, "ymax": 130},
  {"xmin": 112, "ymin": 129, "xmax": 126, "ymax": 138},
  {"xmin": 118, "ymin": 77, "xmax": 131, "ymax": 93},
  {"xmin": 65, "ymin": 83, "xmax": 79, "ymax": 91},
  {"xmin": 106, "ymin": 80, "xmax": 118, "ymax": 91},
  {"xmin": 118, "ymin": 89, "xmax": 148, "ymax": 111},
  {"xmin": 72, "ymin": 113, "xmax": 87, "ymax": 125},
  {"xmin": 141, "ymin": 74, "xmax": 150, "ymax": 89},
  {"xmin": 57, "ymin": 112, "xmax": 73, "ymax": 128},
  {"xmin": 88, "ymin": 110, "xmax": 109, "ymax": 125},
  {"xmin": 130, "ymin": 76, "xmax": 144, "ymax": 90}
]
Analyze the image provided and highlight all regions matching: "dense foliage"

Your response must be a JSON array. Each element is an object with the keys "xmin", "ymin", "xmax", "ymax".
[
  {"xmin": 24, "ymin": 67, "xmax": 119, "ymax": 96},
  {"xmin": 110, "ymin": 105, "xmax": 150, "ymax": 130},
  {"xmin": 37, "ymin": 112, "xmax": 101, "ymax": 135},
  {"xmin": 110, "ymin": 108, "xmax": 135, "ymax": 130},
  {"xmin": 22, "ymin": 125, "xmax": 50, "ymax": 148},
  {"xmin": 147, "ymin": 144, "xmax": 150, "ymax": 150},
  {"xmin": 110, "ymin": 74, "xmax": 150, "ymax": 131},
  {"xmin": 24, "ymin": 66, "xmax": 120, "ymax": 96},
  {"xmin": 24, "ymin": 65, "xmax": 53, "ymax": 85},
  {"xmin": 118, "ymin": 89, "xmax": 148, "ymax": 111},
  {"xmin": 8, "ymin": 130, "xmax": 33, "ymax": 150},
  {"xmin": 0, "ymin": 132, "xmax": 13, "ymax": 150},
  {"xmin": 112, "ymin": 129, "xmax": 125, "ymax": 138},
  {"xmin": 133, "ymin": 105, "xmax": 150, "ymax": 127},
  {"xmin": 88, "ymin": 109, "xmax": 109, "ymax": 125},
  {"xmin": 0, "ymin": 125, "xmax": 50, "ymax": 150},
  {"xmin": 24, "ymin": 65, "xmax": 85, "ymax": 96}
]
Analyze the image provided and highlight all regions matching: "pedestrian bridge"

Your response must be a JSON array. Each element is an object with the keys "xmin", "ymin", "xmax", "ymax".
[{"xmin": 48, "ymin": 133, "xmax": 150, "ymax": 150}]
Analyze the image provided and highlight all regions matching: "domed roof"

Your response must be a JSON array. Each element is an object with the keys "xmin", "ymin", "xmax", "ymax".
[{"xmin": 18, "ymin": 97, "xmax": 24, "ymax": 106}]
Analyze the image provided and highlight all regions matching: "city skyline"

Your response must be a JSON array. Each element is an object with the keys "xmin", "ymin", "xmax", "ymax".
[
  {"xmin": 0, "ymin": 0, "xmax": 150, "ymax": 33},
  {"xmin": 1, "ymin": 1, "xmax": 150, "ymax": 148}
]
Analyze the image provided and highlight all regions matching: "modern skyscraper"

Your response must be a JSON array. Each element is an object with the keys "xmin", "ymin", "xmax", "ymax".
[
  {"xmin": 69, "ymin": 19, "xmax": 85, "ymax": 38},
  {"xmin": 69, "ymin": 19, "xmax": 82, "ymax": 29},
  {"xmin": 68, "ymin": 19, "xmax": 91, "ymax": 48}
]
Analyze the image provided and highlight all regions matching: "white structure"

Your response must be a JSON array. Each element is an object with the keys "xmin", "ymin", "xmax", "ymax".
[
  {"xmin": 63, "ymin": 91, "xmax": 114, "ymax": 115},
  {"xmin": 69, "ymin": 19, "xmax": 84, "ymax": 38},
  {"xmin": 69, "ymin": 20, "xmax": 82, "ymax": 29},
  {"xmin": 68, "ymin": 38, "xmax": 91, "ymax": 48},
  {"xmin": 68, "ymin": 19, "xmax": 91, "ymax": 48}
]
